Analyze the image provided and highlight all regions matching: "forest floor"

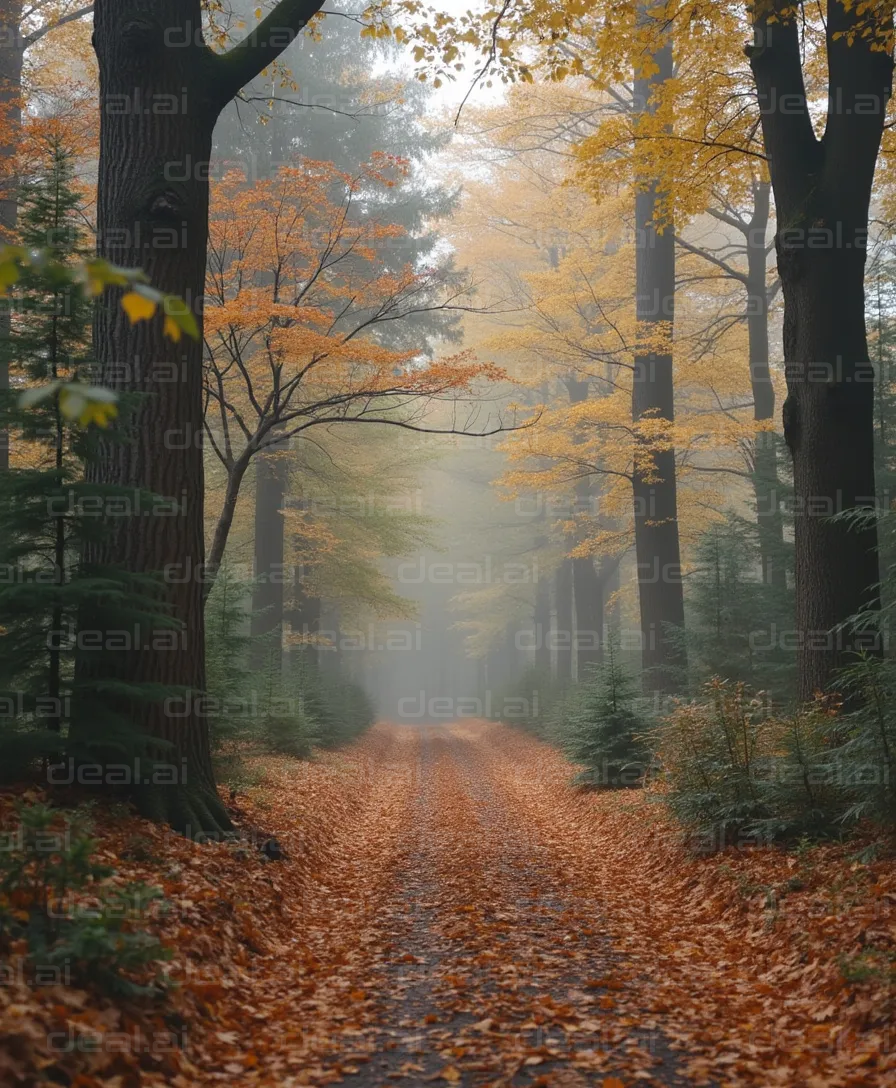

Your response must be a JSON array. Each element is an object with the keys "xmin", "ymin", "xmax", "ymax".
[{"xmin": 2, "ymin": 721, "xmax": 896, "ymax": 1087}]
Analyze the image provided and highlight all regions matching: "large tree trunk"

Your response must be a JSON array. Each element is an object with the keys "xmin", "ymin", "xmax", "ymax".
[
  {"xmin": 749, "ymin": 0, "xmax": 892, "ymax": 700},
  {"xmin": 745, "ymin": 179, "xmax": 786, "ymax": 590},
  {"xmin": 78, "ymin": 0, "xmax": 228, "ymax": 835},
  {"xmin": 74, "ymin": 0, "xmax": 326, "ymax": 832},
  {"xmin": 632, "ymin": 25, "xmax": 687, "ymax": 696},
  {"xmin": 781, "ymin": 249, "xmax": 879, "ymax": 698}
]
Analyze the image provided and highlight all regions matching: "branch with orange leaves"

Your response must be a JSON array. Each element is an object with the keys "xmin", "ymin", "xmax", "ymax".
[{"xmin": 200, "ymin": 159, "xmax": 537, "ymax": 597}]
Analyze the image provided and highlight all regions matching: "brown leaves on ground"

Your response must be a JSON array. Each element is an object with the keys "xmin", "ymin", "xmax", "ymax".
[{"xmin": 1, "ymin": 722, "xmax": 894, "ymax": 1087}]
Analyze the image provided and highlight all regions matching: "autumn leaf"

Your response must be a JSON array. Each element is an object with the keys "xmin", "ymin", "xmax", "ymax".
[{"xmin": 121, "ymin": 289, "xmax": 157, "ymax": 324}]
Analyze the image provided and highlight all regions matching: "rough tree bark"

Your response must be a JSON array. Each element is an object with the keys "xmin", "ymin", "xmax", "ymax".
[
  {"xmin": 749, "ymin": 0, "xmax": 893, "ymax": 699},
  {"xmin": 79, "ymin": 0, "xmax": 327, "ymax": 834},
  {"xmin": 632, "ymin": 19, "xmax": 687, "ymax": 696}
]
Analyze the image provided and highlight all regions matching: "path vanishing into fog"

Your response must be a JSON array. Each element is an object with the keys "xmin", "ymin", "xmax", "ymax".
[
  {"xmin": 206, "ymin": 722, "xmax": 699, "ymax": 1088},
  {"xmin": 197, "ymin": 722, "xmax": 884, "ymax": 1087},
  {"xmin": 319, "ymin": 723, "xmax": 687, "ymax": 1088}
]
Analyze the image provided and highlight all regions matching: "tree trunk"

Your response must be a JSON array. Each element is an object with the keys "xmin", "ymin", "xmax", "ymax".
[
  {"xmin": 749, "ymin": 0, "xmax": 892, "ymax": 700},
  {"xmin": 632, "ymin": 25, "xmax": 687, "ymax": 696},
  {"xmin": 74, "ymin": 0, "xmax": 328, "ymax": 832},
  {"xmin": 0, "ymin": 0, "xmax": 22, "ymax": 472},
  {"xmin": 204, "ymin": 453, "xmax": 250, "ymax": 599},
  {"xmin": 563, "ymin": 375, "xmax": 603, "ymax": 678},
  {"xmin": 533, "ymin": 557, "xmax": 551, "ymax": 675},
  {"xmin": 250, "ymin": 449, "xmax": 287, "ymax": 668},
  {"xmin": 780, "ymin": 248, "xmax": 880, "ymax": 698},
  {"xmin": 555, "ymin": 558, "xmax": 573, "ymax": 682},
  {"xmin": 287, "ymin": 537, "xmax": 320, "ymax": 674},
  {"xmin": 573, "ymin": 556, "xmax": 602, "ymax": 677},
  {"xmin": 78, "ymin": 0, "xmax": 229, "ymax": 835},
  {"xmin": 745, "ymin": 179, "xmax": 786, "ymax": 590}
]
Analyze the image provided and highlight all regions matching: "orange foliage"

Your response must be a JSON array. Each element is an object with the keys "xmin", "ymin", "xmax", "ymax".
[{"xmin": 204, "ymin": 157, "xmax": 501, "ymax": 467}]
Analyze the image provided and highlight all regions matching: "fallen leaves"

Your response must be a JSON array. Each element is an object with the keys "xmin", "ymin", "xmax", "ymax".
[{"xmin": 2, "ymin": 721, "xmax": 895, "ymax": 1087}]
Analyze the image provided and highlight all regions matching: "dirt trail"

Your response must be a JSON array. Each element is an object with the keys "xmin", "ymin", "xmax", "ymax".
[
  {"xmin": 6, "ymin": 721, "xmax": 892, "ymax": 1086},
  {"xmin": 336, "ymin": 723, "xmax": 687, "ymax": 1088},
  {"xmin": 231, "ymin": 722, "xmax": 687, "ymax": 1088},
  {"xmin": 201, "ymin": 721, "xmax": 892, "ymax": 1087}
]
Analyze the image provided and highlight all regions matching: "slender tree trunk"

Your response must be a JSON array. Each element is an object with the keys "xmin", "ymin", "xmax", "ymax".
[
  {"xmin": 204, "ymin": 453, "xmax": 250, "ymax": 598},
  {"xmin": 288, "ymin": 537, "xmax": 320, "ymax": 674},
  {"xmin": 745, "ymin": 179, "xmax": 786, "ymax": 590},
  {"xmin": 564, "ymin": 375, "xmax": 603, "ymax": 677},
  {"xmin": 0, "ymin": 0, "xmax": 22, "ymax": 472},
  {"xmin": 533, "ymin": 556, "xmax": 551, "ymax": 675},
  {"xmin": 632, "ymin": 23, "xmax": 687, "ymax": 696},
  {"xmin": 555, "ymin": 557, "xmax": 573, "ymax": 682},
  {"xmin": 749, "ymin": 0, "xmax": 892, "ymax": 700},
  {"xmin": 250, "ymin": 448, "xmax": 287, "ymax": 668},
  {"xmin": 573, "ymin": 556, "xmax": 602, "ymax": 677},
  {"xmin": 603, "ymin": 554, "xmax": 621, "ymax": 634},
  {"xmin": 48, "ymin": 300, "xmax": 63, "ymax": 731}
]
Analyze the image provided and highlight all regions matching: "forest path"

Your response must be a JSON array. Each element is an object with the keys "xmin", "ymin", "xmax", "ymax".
[
  {"xmin": 329, "ymin": 722, "xmax": 687, "ymax": 1088},
  {"xmin": 205, "ymin": 720, "xmax": 889, "ymax": 1087}
]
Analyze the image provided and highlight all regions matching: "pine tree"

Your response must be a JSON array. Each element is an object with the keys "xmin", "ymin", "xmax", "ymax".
[
  {"xmin": 562, "ymin": 636, "xmax": 650, "ymax": 789},
  {"xmin": 0, "ymin": 136, "xmax": 93, "ymax": 771},
  {"xmin": 0, "ymin": 137, "xmax": 172, "ymax": 781},
  {"xmin": 685, "ymin": 515, "xmax": 797, "ymax": 702}
]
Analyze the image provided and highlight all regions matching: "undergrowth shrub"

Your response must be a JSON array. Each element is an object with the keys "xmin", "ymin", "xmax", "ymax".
[
  {"xmin": 205, "ymin": 569, "xmax": 376, "ymax": 773},
  {"xmin": 262, "ymin": 707, "xmax": 318, "ymax": 758},
  {"xmin": 653, "ymin": 679, "xmax": 870, "ymax": 848},
  {"xmin": 753, "ymin": 698, "xmax": 845, "ymax": 841},
  {"xmin": 323, "ymin": 673, "xmax": 377, "ymax": 746},
  {"xmin": 653, "ymin": 679, "xmax": 782, "ymax": 849},
  {"xmin": 833, "ymin": 654, "xmax": 896, "ymax": 827},
  {"xmin": 493, "ymin": 665, "xmax": 568, "ymax": 739},
  {"xmin": 0, "ymin": 800, "xmax": 171, "ymax": 999},
  {"xmin": 684, "ymin": 515, "xmax": 796, "ymax": 699}
]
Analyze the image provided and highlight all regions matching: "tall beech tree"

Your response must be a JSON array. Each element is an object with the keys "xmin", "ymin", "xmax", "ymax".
[
  {"xmin": 747, "ymin": 0, "xmax": 894, "ymax": 698},
  {"xmin": 86, "ymin": 0, "xmax": 339, "ymax": 834},
  {"xmin": 631, "ymin": 18, "xmax": 687, "ymax": 696}
]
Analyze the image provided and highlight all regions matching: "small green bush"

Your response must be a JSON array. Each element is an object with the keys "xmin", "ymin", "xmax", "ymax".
[
  {"xmin": 652, "ymin": 679, "xmax": 775, "ymax": 848},
  {"xmin": 262, "ymin": 707, "xmax": 318, "ymax": 758},
  {"xmin": 832, "ymin": 654, "xmax": 896, "ymax": 828},
  {"xmin": 0, "ymin": 800, "xmax": 172, "ymax": 999}
]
